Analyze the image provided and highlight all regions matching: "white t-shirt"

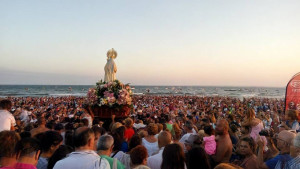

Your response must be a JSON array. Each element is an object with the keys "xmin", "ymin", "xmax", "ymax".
[
  {"xmin": 0, "ymin": 109, "xmax": 16, "ymax": 132},
  {"xmin": 147, "ymin": 147, "xmax": 164, "ymax": 169},
  {"xmin": 179, "ymin": 133, "xmax": 192, "ymax": 144},
  {"xmin": 142, "ymin": 138, "xmax": 159, "ymax": 157},
  {"xmin": 20, "ymin": 110, "xmax": 31, "ymax": 122},
  {"xmin": 53, "ymin": 150, "xmax": 110, "ymax": 169},
  {"xmin": 179, "ymin": 133, "xmax": 193, "ymax": 152}
]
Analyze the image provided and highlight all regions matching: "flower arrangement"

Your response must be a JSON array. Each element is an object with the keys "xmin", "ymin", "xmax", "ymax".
[{"xmin": 87, "ymin": 80, "xmax": 133, "ymax": 109}]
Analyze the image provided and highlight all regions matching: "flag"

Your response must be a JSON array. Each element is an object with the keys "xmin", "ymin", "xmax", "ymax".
[{"xmin": 285, "ymin": 72, "xmax": 300, "ymax": 111}]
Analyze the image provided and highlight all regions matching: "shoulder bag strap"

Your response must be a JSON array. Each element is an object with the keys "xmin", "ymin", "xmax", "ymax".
[
  {"xmin": 113, "ymin": 158, "xmax": 117, "ymax": 169},
  {"xmin": 111, "ymin": 151, "xmax": 119, "ymax": 158}
]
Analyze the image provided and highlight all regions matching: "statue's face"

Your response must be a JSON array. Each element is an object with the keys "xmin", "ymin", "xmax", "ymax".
[{"xmin": 107, "ymin": 53, "xmax": 116, "ymax": 59}]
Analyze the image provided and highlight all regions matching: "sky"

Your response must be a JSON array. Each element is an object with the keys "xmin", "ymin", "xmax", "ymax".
[{"xmin": 0, "ymin": 0, "xmax": 300, "ymax": 87}]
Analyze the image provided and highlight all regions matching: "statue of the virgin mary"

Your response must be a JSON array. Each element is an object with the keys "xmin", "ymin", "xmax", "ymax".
[{"xmin": 104, "ymin": 48, "xmax": 117, "ymax": 82}]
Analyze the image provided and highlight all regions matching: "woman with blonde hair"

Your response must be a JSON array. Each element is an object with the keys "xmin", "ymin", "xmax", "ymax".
[
  {"xmin": 242, "ymin": 108, "xmax": 266, "ymax": 145},
  {"xmin": 142, "ymin": 123, "xmax": 159, "ymax": 156}
]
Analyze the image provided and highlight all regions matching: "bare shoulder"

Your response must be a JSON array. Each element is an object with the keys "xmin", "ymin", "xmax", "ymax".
[{"xmin": 245, "ymin": 156, "xmax": 259, "ymax": 169}]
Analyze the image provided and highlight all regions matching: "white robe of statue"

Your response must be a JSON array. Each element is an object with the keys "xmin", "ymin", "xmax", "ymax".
[{"xmin": 104, "ymin": 58, "xmax": 117, "ymax": 82}]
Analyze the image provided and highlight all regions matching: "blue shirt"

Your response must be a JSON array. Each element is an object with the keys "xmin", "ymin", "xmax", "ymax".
[
  {"xmin": 265, "ymin": 154, "xmax": 292, "ymax": 169},
  {"xmin": 120, "ymin": 141, "xmax": 128, "ymax": 153}
]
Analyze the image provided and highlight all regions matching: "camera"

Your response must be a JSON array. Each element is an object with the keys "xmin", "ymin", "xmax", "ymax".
[
  {"xmin": 259, "ymin": 129, "xmax": 274, "ymax": 137},
  {"xmin": 76, "ymin": 111, "xmax": 83, "ymax": 116}
]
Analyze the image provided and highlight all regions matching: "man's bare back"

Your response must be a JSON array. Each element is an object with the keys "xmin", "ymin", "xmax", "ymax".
[{"xmin": 214, "ymin": 134, "xmax": 233, "ymax": 163}]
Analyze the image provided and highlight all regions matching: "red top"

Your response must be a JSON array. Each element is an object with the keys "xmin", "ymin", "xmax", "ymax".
[{"xmin": 124, "ymin": 128, "xmax": 135, "ymax": 141}]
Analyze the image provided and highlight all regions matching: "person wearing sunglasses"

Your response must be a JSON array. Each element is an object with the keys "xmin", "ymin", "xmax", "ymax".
[{"xmin": 257, "ymin": 130, "xmax": 296, "ymax": 169}]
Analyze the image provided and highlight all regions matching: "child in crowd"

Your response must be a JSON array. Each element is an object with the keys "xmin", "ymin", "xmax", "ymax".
[
  {"xmin": 124, "ymin": 118, "xmax": 135, "ymax": 141},
  {"xmin": 203, "ymin": 125, "xmax": 216, "ymax": 155}
]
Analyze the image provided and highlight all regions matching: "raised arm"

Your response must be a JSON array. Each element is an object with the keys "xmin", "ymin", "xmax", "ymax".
[{"xmin": 256, "ymin": 135, "xmax": 269, "ymax": 169}]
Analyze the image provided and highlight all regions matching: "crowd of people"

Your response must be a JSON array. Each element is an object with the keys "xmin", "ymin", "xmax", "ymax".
[{"xmin": 0, "ymin": 95, "xmax": 299, "ymax": 169}]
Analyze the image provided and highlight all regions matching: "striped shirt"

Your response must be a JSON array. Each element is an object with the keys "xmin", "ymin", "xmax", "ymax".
[{"xmin": 275, "ymin": 155, "xmax": 300, "ymax": 169}]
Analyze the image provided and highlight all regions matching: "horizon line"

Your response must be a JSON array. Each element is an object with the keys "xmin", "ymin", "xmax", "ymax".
[{"xmin": 0, "ymin": 83, "xmax": 286, "ymax": 88}]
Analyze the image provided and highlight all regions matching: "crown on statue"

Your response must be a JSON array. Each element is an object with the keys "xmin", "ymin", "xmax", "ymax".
[{"xmin": 107, "ymin": 48, "xmax": 117, "ymax": 59}]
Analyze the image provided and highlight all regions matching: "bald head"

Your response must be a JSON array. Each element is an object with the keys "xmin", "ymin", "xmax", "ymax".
[
  {"xmin": 158, "ymin": 131, "xmax": 172, "ymax": 148},
  {"xmin": 215, "ymin": 119, "xmax": 229, "ymax": 135},
  {"xmin": 278, "ymin": 130, "xmax": 296, "ymax": 145},
  {"xmin": 219, "ymin": 119, "xmax": 229, "ymax": 129}
]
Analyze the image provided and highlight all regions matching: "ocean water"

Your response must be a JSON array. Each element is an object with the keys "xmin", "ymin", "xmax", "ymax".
[{"xmin": 0, "ymin": 85, "xmax": 285, "ymax": 99}]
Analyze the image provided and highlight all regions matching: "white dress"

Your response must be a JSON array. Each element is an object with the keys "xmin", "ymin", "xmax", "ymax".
[
  {"xmin": 104, "ymin": 58, "xmax": 117, "ymax": 82},
  {"xmin": 142, "ymin": 138, "xmax": 159, "ymax": 157}
]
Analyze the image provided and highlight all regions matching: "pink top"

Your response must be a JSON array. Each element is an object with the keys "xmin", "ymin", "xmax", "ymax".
[
  {"xmin": 203, "ymin": 135, "xmax": 216, "ymax": 155},
  {"xmin": 250, "ymin": 122, "xmax": 264, "ymax": 141},
  {"xmin": 250, "ymin": 122, "xmax": 267, "ymax": 151},
  {"xmin": 0, "ymin": 167, "xmax": 15, "ymax": 169},
  {"xmin": 0, "ymin": 163, "xmax": 36, "ymax": 169},
  {"xmin": 15, "ymin": 163, "xmax": 36, "ymax": 169}
]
